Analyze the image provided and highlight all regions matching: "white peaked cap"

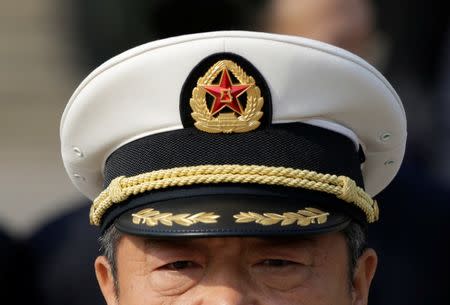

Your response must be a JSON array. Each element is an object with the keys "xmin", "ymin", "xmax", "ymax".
[{"xmin": 61, "ymin": 31, "xmax": 407, "ymax": 204}]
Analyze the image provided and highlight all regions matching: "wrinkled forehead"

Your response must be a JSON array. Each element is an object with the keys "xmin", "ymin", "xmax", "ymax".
[{"xmin": 122, "ymin": 232, "xmax": 343, "ymax": 254}]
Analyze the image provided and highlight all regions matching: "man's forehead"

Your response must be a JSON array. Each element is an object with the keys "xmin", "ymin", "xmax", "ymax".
[{"xmin": 139, "ymin": 235, "xmax": 325, "ymax": 249}]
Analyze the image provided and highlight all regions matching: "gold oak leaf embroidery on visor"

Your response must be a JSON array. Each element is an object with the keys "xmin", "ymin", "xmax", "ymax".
[
  {"xmin": 233, "ymin": 207, "xmax": 329, "ymax": 226},
  {"xmin": 131, "ymin": 208, "xmax": 220, "ymax": 227}
]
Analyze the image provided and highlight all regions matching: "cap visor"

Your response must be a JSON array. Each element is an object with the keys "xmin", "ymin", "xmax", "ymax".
[{"xmin": 112, "ymin": 185, "xmax": 352, "ymax": 237}]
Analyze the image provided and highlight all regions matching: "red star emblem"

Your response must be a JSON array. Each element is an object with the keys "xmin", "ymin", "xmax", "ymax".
[{"xmin": 203, "ymin": 68, "xmax": 251, "ymax": 115}]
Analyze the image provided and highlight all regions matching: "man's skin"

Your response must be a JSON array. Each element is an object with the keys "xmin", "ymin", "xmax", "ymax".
[{"xmin": 95, "ymin": 232, "xmax": 377, "ymax": 305}]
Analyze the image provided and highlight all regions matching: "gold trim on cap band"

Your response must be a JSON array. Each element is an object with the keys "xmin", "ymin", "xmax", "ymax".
[{"xmin": 90, "ymin": 165, "xmax": 379, "ymax": 226}]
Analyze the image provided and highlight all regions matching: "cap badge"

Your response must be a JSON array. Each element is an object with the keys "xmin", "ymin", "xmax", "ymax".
[{"xmin": 190, "ymin": 60, "xmax": 264, "ymax": 133}]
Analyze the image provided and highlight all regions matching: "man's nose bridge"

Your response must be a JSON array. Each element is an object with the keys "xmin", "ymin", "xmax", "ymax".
[
  {"xmin": 206, "ymin": 261, "xmax": 247, "ymax": 288},
  {"xmin": 197, "ymin": 283, "xmax": 252, "ymax": 305},
  {"xmin": 197, "ymin": 262, "xmax": 255, "ymax": 305}
]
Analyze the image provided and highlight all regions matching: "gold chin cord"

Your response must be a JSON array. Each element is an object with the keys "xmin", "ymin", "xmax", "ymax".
[{"xmin": 89, "ymin": 164, "xmax": 378, "ymax": 226}]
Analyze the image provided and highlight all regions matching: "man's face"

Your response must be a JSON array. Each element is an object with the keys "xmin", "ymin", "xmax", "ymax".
[{"xmin": 96, "ymin": 232, "xmax": 377, "ymax": 305}]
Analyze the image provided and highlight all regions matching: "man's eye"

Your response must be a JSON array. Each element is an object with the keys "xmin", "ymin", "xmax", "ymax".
[
  {"xmin": 164, "ymin": 261, "xmax": 197, "ymax": 270},
  {"xmin": 261, "ymin": 259, "xmax": 295, "ymax": 267}
]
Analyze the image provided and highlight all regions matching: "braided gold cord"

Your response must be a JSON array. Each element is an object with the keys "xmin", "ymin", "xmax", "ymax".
[{"xmin": 90, "ymin": 165, "xmax": 379, "ymax": 225}]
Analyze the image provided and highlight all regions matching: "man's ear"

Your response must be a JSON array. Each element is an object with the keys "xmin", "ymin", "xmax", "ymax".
[
  {"xmin": 351, "ymin": 248, "xmax": 378, "ymax": 305},
  {"xmin": 95, "ymin": 256, "xmax": 118, "ymax": 305}
]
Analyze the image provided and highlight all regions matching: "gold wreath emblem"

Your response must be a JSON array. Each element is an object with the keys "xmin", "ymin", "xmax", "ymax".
[
  {"xmin": 190, "ymin": 60, "xmax": 264, "ymax": 133},
  {"xmin": 233, "ymin": 207, "xmax": 329, "ymax": 226},
  {"xmin": 131, "ymin": 208, "xmax": 220, "ymax": 227}
]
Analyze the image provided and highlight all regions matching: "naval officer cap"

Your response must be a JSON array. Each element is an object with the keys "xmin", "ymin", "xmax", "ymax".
[{"xmin": 61, "ymin": 31, "xmax": 406, "ymax": 237}]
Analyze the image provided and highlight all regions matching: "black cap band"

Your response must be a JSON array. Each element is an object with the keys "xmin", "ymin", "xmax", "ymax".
[
  {"xmin": 104, "ymin": 122, "xmax": 363, "ymax": 187},
  {"xmin": 99, "ymin": 122, "xmax": 365, "ymax": 234}
]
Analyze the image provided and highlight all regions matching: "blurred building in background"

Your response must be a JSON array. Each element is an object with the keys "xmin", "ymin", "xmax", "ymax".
[
  {"xmin": 0, "ymin": 0, "xmax": 85, "ymax": 236},
  {"xmin": 0, "ymin": 0, "xmax": 448, "ymax": 304}
]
